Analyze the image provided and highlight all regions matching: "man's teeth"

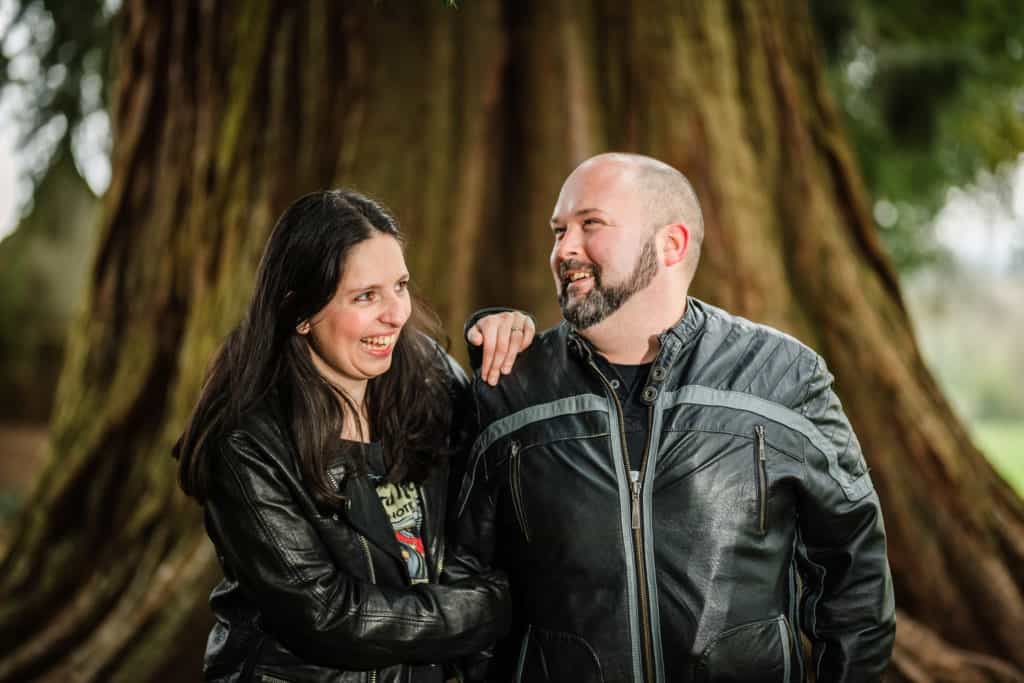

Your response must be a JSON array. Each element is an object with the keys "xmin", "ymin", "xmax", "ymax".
[
  {"xmin": 361, "ymin": 335, "xmax": 394, "ymax": 348},
  {"xmin": 567, "ymin": 272, "xmax": 592, "ymax": 282}
]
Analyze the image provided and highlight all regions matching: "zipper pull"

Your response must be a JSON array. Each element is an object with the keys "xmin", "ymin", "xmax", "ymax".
[
  {"xmin": 630, "ymin": 470, "xmax": 642, "ymax": 529},
  {"xmin": 756, "ymin": 424, "xmax": 766, "ymax": 462}
]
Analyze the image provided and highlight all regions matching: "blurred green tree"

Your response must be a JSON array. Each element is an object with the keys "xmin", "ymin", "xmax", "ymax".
[
  {"xmin": 0, "ymin": 150, "xmax": 97, "ymax": 421},
  {"xmin": 812, "ymin": 0, "xmax": 1024, "ymax": 272},
  {"xmin": 0, "ymin": 2, "xmax": 1022, "ymax": 683},
  {"xmin": 0, "ymin": 0, "xmax": 110, "ymax": 186},
  {"xmin": 0, "ymin": 0, "xmax": 107, "ymax": 423}
]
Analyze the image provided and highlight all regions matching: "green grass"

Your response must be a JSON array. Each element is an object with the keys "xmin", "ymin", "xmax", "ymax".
[{"xmin": 973, "ymin": 420, "xmax": 1024, "ymax": 495}]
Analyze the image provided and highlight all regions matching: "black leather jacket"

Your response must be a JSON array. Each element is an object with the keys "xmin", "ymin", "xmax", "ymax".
[
  {"xmin": 201, "ymin": 360, "xmax": 509, "ymax": 683},
  {"xmin": 449, "ymin": 298, "xmax": 895, "ymax": 683}
]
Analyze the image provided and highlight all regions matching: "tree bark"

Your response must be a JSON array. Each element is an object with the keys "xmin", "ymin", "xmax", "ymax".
[{"xmin": 0, "ymin": 1, "xmax": 1020, "ymax": 680}]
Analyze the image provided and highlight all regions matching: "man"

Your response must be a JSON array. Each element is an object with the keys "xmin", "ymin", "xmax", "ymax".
[{"xmin": 452, "ymin": 153, "xmax": 895, "ymax": 682}]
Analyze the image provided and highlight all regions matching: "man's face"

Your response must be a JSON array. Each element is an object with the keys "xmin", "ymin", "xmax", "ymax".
[{"xmin": 549, "ymin": 163, "xmax": 659, "ymax": 329}]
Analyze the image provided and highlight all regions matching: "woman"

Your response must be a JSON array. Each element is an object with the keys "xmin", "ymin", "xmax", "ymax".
[{"xmin": 175, "ymin": 189, "xmax": 533, "ymax": 682}]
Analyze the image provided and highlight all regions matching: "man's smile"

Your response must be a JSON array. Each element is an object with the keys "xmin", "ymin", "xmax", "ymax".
[{"xmin": 560, "ymin": 262, "xmax": 598, "ymax": 295}]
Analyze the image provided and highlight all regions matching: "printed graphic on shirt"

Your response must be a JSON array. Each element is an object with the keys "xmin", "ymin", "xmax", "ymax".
[{"xmin": 375, "ymin": 481, "xmax": 427, "ymax": 584}]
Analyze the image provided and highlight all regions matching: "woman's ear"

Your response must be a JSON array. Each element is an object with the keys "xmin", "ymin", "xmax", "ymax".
[{"xmin": 296, "ymin": 320, "xmax": 311, "ymax": 335}]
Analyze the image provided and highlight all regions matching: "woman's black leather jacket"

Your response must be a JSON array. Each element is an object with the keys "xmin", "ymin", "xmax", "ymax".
[{"xmin": 201, "ymin": 368, "xmax": 509, "ymax": 683}]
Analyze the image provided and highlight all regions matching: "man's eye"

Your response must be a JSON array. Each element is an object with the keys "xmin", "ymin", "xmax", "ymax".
[
  {"xmin": 396, "ymin": 280, "xmax": 410, "ymax": 292},
  {"xmin": 552, "ymin": 227, "xmax": 566, "ymax": 239}
]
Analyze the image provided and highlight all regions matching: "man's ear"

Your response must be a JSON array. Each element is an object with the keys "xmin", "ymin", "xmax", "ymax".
[{"xmin": 662, "ymin": 223, "xmax": 690, "ymax": 267}]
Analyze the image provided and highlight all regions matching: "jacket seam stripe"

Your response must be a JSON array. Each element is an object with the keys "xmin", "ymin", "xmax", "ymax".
[
  {"xmin": 643, "ymin": 388, "xmax": 666, "ymax": 682},
  {"xmin": 662, "ymin": 386, "xmax": 872, "ymax": 500},
  {"xmin": 457, "ymin": 393, "xmax": 607, "ymax": 516}
]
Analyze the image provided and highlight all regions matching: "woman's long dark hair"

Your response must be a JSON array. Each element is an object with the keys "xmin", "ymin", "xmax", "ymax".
[{"xmin": 175, "ymin": 189, "xmax": 453, "ymax": 510}]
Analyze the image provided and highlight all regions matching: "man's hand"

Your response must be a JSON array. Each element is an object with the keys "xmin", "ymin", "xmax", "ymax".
[{"xmin": 466, "ymin": 310, "xmax": 536, "ymax": 386}]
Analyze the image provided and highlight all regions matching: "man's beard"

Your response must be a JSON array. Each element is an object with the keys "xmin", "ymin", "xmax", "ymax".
[{"xmin": 559, "ymin": 235, "xmax": 658, "ymax": 330}]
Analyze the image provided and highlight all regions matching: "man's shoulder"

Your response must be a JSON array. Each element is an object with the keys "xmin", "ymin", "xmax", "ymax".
[
  {"xmin": 487, "ymin": 321, "xmax": 570, "ymax": 378},
  {"xmin": 471, "ymin": 322, "xmax": 579, "ymax": 415},
  {"xmin": 690, "ymin": 300, "xmax": 825, "ymax": 405},
  {"xmin": 696, "ymin": 299, "xmax": 817, "ymax": 357}
]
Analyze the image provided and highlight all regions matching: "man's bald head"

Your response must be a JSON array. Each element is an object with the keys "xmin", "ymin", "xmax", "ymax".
[{"xmin": 570, "ymin": 153, "xmax": 704, "ymax": 278}]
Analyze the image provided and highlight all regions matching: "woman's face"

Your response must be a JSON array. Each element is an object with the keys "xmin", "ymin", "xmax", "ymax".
[{"xmin": 298, "ymin": 233, "xmax": 412, "ymax": 399}]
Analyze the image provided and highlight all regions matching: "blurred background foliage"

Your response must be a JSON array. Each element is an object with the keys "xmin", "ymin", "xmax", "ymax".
[
  {"xmin": 0, "ymin": 0, "xmax": 1021, "ymax": 504},
  {"xmin": 813, "ymin": 0, "xmax": 1024, "ymax": 273},
  {"xmin": 809, "ymin": 0, "xmax": 1024, "ymax": 493}
]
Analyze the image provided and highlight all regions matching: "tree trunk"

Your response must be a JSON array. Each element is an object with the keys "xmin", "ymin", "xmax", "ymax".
[{"xmin": 1, "ymin": 1, "xmax": 1021, "ymax": 680}]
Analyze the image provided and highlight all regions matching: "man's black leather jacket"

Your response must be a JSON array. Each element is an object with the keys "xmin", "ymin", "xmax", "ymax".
[
  {"xmin": 448, "ymin": 298, "xmax": 895, "ymax": 682},
  {"xmin": 201, "ymin": 363, "xmax": 509, "ymax": 682}
]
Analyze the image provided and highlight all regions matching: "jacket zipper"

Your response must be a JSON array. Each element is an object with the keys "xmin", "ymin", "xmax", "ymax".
[
  {"xmin": 509, "ymin": 440, "xmax": 532, "ymax": 542},
  {"xmin": 634, "ymin": 402, "xmax": 656, "ymax": 681},
  {"xmin": 588, "ymin": 358, "xmax": 655, "ymax": 683},
  {"xmin": 356, "ymin": 534, "xmax": 377, "ymax": 585},
  {"xmin": 755, "ymin": 424, "xmax": 768, "ymax": 534},
  {"xmin": 357, "ymin": 536, "xmax": 377, "ymax": 683}
]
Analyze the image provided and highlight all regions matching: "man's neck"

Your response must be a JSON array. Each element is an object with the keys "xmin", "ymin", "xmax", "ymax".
[{"xmin": 580, "ymin": 288, "xmax": 687, "ymax": 364}]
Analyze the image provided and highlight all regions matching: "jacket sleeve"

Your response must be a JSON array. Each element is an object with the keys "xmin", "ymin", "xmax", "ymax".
[
  {"xmin": 204, "ymin": 430, "xmax": 510, "ymax": 671},
  {"xmin": 442, "ymin": 380, "xmax": 503, "ymax": 682},
  {"xmin": 440, "ymin": 347, "xmax": 476, "ymax": 505},
  {"xmin": 793, "ymin": 355, "xmax": 896, "ymax": 682}
]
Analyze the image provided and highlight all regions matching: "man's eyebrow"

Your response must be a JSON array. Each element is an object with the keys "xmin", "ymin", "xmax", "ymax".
[{"xmin": 550, "ymin": 208, "xmax": 604, "ymax": 225}]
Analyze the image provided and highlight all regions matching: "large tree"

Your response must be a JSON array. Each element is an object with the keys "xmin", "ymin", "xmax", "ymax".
[{"xmin": 0, "ymin": 1, "xmax": 1021, "ymax": 681}]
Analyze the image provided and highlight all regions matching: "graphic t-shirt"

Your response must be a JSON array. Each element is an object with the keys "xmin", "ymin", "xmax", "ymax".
[
  {"xmin": 356, "ymin": 440, "xmax": 429, "ymax": 585},
  {"xmin": 375, "ymin": 479, "xmax": 428, "ymax": 584}
]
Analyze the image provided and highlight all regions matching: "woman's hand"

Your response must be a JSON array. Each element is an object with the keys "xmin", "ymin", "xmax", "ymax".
[{"xmin": 466, "ymin": 310, "xmax": 536, "ymax": 386}]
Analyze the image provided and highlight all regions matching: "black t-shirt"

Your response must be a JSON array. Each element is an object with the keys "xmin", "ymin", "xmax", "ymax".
[
  {"xmin": 592, "ymin": 355, "xmax": 652, "ymax": 472},
  {"xmin": 346, "ymin": 440, "xmax": 429, "ymax": 584}
]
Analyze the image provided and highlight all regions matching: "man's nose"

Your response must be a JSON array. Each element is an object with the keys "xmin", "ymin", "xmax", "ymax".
[{"xmin": 554, "ymin": 226, "xmax": 582, "ymax": 262}]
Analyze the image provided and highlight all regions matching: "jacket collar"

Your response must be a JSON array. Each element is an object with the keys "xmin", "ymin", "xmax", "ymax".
[
  {"xmin": 328, "ymin": 453, "xmax": 447, "ymax": 570},
  {"xmin": 661, "ymin": 296, "xmax": 707, "ymax": 345},
  {"xmin": 565, "ymin": 297, "xmax": 706, "ymax": 405},
  {"xmin": 327, "ymin": 454, "xmax": 406, "ymax": 564}
]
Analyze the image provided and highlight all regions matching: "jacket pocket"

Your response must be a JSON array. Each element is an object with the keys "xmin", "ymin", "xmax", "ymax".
[
  {"xmin": 508, "ymin": 441, "xmax": 532, "ymax": 542},
  {"xmin": 515, "ymin": 625, "xmax": 604, "ymax": 682},
  {"xmin": 754, "ymin": 425, "xmax": 768, "ymax": 535},
  {"xmin": 695, "ymin": 615, "xmax": 793, "ymax": 683}
]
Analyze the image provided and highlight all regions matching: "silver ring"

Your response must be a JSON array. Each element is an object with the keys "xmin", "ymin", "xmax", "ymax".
[{"xmin": 510, "ymin": 327, "xmax": 523, "ymax": 332}]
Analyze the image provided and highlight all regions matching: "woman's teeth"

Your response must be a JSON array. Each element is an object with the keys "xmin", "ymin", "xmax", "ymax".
[{"xmin": 361, "ymin": 335, "xmax": 394, "ymax": 349}]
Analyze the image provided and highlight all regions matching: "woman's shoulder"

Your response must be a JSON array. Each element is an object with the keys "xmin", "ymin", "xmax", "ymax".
[
  {"xmin": 417, "ymin": 333, "xmax": 469, "ymax": 394},
  {"xmin": 216, "ymin": 395, "xmax": 294, "ymax": 467}
]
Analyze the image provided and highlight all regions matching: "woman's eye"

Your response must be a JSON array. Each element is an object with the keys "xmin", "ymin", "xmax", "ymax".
[{"xmin": 355, "ymin": 291, "xmax": 375, "ymax": 303}]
